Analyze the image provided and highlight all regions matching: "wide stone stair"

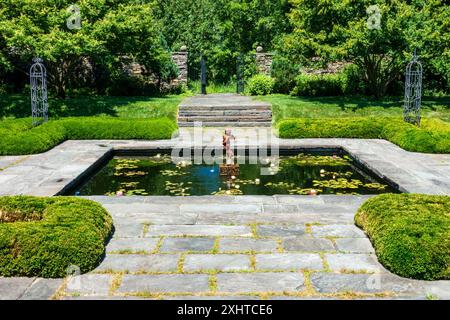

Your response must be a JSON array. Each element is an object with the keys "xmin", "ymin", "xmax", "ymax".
[{"xmin": 178, "ymin": 94, "xmax": 272, "ymax": 127}]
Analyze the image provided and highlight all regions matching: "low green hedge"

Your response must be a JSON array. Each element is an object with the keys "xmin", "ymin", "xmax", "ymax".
[
  {"xmin": 355, "ymin": 194, "xmax": 450, "ymax": 280},
  {"xmin": 0, "ymin": 117, "xmax": 177, "ymax": 155},
  {"xmin": 0, "ymin": 196, "xmax": 113, "ymax": 278},
  {"xmin": 277, "ymin": 117, "xmax": 450, "ymax": 153}
]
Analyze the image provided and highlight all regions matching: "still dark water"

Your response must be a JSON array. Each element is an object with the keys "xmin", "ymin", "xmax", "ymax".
[{"xmin": 74, "ymin": 153, "xmax": 396, "ymax": 196}]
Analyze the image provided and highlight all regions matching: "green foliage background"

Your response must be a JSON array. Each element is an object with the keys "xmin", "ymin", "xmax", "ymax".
[{"xmin": 0, "ymin": 0, "xmax": 448, "ymax": 97}]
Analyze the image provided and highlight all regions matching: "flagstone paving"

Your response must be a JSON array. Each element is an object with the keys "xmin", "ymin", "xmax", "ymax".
[
  {"xmin": 1, "ymin": 195, "xmax": 449, "ymax": 300},
  {"xmin": 0, "ymin": 127, "xmax": 449, "ymax": 300}
]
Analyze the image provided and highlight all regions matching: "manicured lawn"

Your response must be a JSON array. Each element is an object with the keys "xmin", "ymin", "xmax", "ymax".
[
  {"xmin": 258, "ymin": 94, "xmax": 450, "ymax": 123},
  {"xmin": 0, "ymin": 94, "xmax": 183, "ymax": 120}
]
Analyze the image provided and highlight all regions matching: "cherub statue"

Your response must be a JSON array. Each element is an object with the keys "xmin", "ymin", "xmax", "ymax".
[{"xmin": 222, "ymin": 129, "xmax": 236, "ymax": 164}]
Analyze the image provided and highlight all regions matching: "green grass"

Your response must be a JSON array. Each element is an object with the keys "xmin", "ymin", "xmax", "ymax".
[
  {"xmin": 0, "ymin": 196, "xmax": 113, "ymax": 278},
  {"xmin": 355, "ymin": 194, "xmax": 450, "ymax": 280},
  {"xmin": 257, "ymin": 94, "xmax": 450, "ymax": 123},
  {"xmin": 0, "ymin": 93, "xmax": 181, "ymax": 155},
  {"xmin": 0, "ymin": 94, "xmax": 183, "ymax": 120}
]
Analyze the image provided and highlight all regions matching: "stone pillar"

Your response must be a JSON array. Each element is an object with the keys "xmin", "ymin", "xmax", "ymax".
[
  {"xmin": 172, "ymin": 46, "xmax": 188, "ymax": 85},
  {"xmin": 255, "ymin": 46, "xmax": 273, "ymax": 76}
]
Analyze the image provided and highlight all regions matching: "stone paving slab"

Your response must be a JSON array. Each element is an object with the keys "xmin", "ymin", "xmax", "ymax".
[
  {"xmin": 180, "ymin": 204, "xmax": 261, "ymax": 214},
  {"xmin": 220, "ymin": 238, "xmax": 278, "ymax": 252},
  {"xmin": 311, "ymin": 225, "xmax": 366, "ymax": 238},
  {"xmin": 326, "ymin": 254, "xmax": 387, "ymax": 273},
  {"xmin": 257, "ymin": 225, "xmax": 306, "ymax": 237},
  {"xmin": 145, "ymin": 225, "xmax": 253, "ymax": 237},
  {"xmin": 19, "ymin": 278, "xmax": 63, "ymax": 300},
  {"xmin": 66, "ymin": 274, "xmax": 113, "ymax": 296},
  {"xmin": 160, "ymin": 237, "xmax": 215, "ymax": 253},
  {"xmin": 113, "ymin": 223, "xmax": 145, "ymax": 238},
  {"xmin": 0, "ymin": 277, "xmax": 35, "ymax": 300},
  {"xmin": 283, "ymin": 237, "xmax": 335, "ymax": 252},
  {"xmin": 217, "ymin": 273, "xmax": 305, "ymax": 293},
  {"xmin": 96, "ymin": 254, "xmax": 180, "ymax": 273},
  {"xmin": 103, "ymin": 203, "xmax": 180, "ymax": 215},
  {"xmin": 106, "ymin": 238, "xmax": 159, "ymax": 253},
  {"xmin": 196, "ymin": 212, "xmax": 354, "ymax": 225},
  {"xmin": 310, "ymin": 272, "xmax": 439, "ymax": 296},
  {"xmin": 335, "ymin": 238, "xmax": 375, "ymax": 253},
  {"xmin": 311, "ymin": 273, "xmax": 384, "ymax": 294},
  {"xmin": 256, "ymin": 253, "xmax": 323, "ymax": 271},
  {"xmin": 0, "ymin": 155, "xmax": 27, "ymax": 170},
  {"xmin": 117, "ymin": 274, "xmax": 210, "ymax": 294},
  {"xmin": 183, "ymin": 254, "xmax": 251, "ymax": 272},
  {"xmin": 112, "ymin": 212, "xmax": 197, "ymax": 225}
]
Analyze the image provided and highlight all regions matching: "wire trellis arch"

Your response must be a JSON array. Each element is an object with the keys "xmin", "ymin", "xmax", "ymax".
[
  {"xmin": 403, "ymin": 51, "xmax": 422, "ymax": 127},
  {"xmin": 30, "ymin": 57, "xmax": 49, "ymax": 126}
]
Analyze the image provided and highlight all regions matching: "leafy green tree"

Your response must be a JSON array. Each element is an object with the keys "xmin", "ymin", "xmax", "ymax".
[
  {"xmin": 155, "ymin": 0, "xmax": 291, "ymax": 82},
  {"xmin": 283, "ymin": 0, "xmax": 449, "ymax": 98},
  {"xmin": 0, "ymin": 0, "xmax": 174, "ymax": 98}
]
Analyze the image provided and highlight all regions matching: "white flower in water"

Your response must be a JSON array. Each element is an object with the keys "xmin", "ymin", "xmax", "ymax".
[
  {"xmin": 226, "ymin": 190, "xmax": 231, "ymax": 195},
  {"xmin": 320, "ymin": 169, "xmax": 325, "ymax": 173},
  {"xmin": 231, "ymin": 175, "xmax": 236, "ymax": 179},
  {"xmin": 235, "ymin": 185, "xmax": 240, "ymax": 189},
  {"xmin": 255, "ymin": 178, "xmax": 260, "ymax": 184},
  {"xmin": 156, "ymin": 154, "xmax": 161, "ymax": 158}
]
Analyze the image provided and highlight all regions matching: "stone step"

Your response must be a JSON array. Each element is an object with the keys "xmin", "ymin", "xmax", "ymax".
[
  {"xmin": 179, "ymin": 105, "xmax": 271, "ymax": 111},
  {"xmin": 178, "ymin": 121, "xmax": 272, "ymax": 127},
  {"xmin": 178, "ymin": 116, "xmax": 272, "ymax": 122},
  {"xmin": 179, "ymin": 110, "xmax": 272, "ymax": 117}
]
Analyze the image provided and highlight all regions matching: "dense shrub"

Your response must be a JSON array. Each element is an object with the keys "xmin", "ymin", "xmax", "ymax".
[
  {"xmin": 246, "ymin": 74, "xmax": 275, "ymax": 96},
  {"xmin": 355, "ymin": 194, "xmax": 450, "ymax": 280},
  {"xmin": 277, "ymin": 117, "xmax": 450, "ymax": 153},
  {"xmin": 341, "ymin": 64, "xmax": 368, "ymax": 95},
  {"xmin": 270, "ymin": 57, "xmax": 300, "ymax": 94},
  {"xmin": 0, "ymin": 117, "xmax": 177, "ymax": 155},
  {"xmin": 106, "ymin": 73, "xmax": 161, "ymax": 97},
  {"xmin": 291, "ymin": 73, "xmax": 344, "ymax": 96},
  {"xmin": 0, "ymin": 196, "xmax": 113, "ymax": 278}
]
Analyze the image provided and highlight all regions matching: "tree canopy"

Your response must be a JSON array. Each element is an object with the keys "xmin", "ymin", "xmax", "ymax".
[
  {"xmin": 0, "ymin": 0, "xmax": 448, "ymax": 97},
  {"xmin": 282, "ymin": 0, "xmax": 450, "ymax": 97}
]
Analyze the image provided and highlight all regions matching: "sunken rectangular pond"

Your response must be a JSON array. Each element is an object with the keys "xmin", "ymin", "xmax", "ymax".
[{"xmin": 66, "ymin": 148, "xmax": 398, "ymax": 196}]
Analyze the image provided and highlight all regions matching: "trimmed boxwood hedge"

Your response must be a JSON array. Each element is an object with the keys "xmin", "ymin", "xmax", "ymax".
[
  {"xmin": 355, "ymin": 194, "xmax": 450, "ymax": 280},
  {"xmin": 0, "ymin": 117, "xmax": 177, "ymax": 155},
  {"xmin": 277, "ymin": 117, "xmax": 450, "ymax": 153},
  {"xmin": 0, "ymin": 196, "xmax": 113, "ymax": 278}
]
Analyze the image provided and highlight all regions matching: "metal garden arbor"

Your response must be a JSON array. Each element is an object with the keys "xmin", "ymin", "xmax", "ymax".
[
  {"xmin": 403, "ymin": 51, "xmax": 422, "ymax": 126},
  {"xmin": 30, "ymin": 57, "xmax": 49, "ymax": 126}
]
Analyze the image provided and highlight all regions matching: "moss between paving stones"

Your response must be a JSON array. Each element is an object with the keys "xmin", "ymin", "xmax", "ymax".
[
  {"xmin": 0, "ymin": 196, "xmax": 113, "ymax": 278},
  {"xmin": 355, "ymin": 194, "xmax": 450, "ymax": 280},
  {"xmin": 277, "ymin": 117, "xmax": 450, "ymax": 153},
  {"xmin": 0, "ymin": 117, "xmax": 177, "ymax": 155}
]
